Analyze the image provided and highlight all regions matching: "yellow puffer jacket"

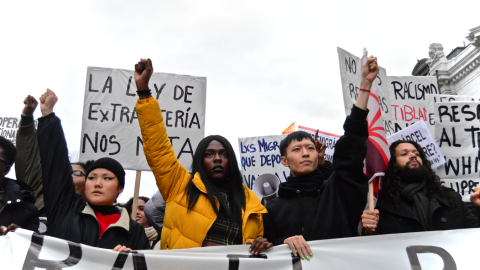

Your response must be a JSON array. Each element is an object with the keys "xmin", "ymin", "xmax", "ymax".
[{"xmin": 136, "ymin": 97, "xmax": 267, "ymax": 250}]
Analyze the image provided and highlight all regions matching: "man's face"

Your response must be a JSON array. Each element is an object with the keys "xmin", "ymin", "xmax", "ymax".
[
  {"xmin": 395, "ymin": 143, "xmax": 423, "ymax": 169},
  {"xmin": 281, "ymin": 138, "xmax": 318, "ymax": 177}
]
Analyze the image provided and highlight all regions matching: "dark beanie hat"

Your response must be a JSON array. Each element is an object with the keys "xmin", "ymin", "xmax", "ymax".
[{"xmin": 85, "ymin": 157, "xmax": 126, "ymax": 189}]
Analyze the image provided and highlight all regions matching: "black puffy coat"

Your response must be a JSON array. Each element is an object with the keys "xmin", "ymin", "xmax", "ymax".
[
  {"xmin": 263, "ymin": 106, "xmax": 369, "ymax": 245},
  {"xmin": 0, "ymin": 177, "xmax": 39, "ymax": 231},
  {"xmin": 374, "ymin": 189, "xmax": 478, "ymax": 234}
]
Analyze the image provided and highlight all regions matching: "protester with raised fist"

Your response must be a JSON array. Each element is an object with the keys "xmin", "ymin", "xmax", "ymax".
[
  {"xmin": 134, "ymin": 58, "xmax": 272, "ymax": 254},
  {"xmin": 263, "ymin": 56, "xmax": 379, "ymax": 261},
  {"xmin": 0, "ymin": 135, "xmax": 39, "ymax": 234},
  {"xmin": 361, "ymin": 140, "xmax": 478, "ymax": 235},
  {"xmin": 36, "ymin": 89, "xmax": 150, "ymax": 250}
]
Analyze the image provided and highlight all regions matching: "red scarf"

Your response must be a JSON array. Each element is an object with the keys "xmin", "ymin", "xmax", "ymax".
[{"xmin": 95, "ymin": 212, "xmax": 121, "ymax": 238}]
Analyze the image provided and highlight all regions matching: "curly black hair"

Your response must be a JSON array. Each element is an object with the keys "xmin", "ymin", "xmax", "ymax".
[
  {"xmin": 0, "ymin": 136, "xmax": 17, "ymax": 165},
  {"xmin": 382, "ymin": 140, "xmax": 453, "ymax": 208}
]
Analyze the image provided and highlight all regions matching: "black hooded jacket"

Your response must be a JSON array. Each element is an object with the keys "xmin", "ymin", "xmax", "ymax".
[
  {"xmin": 263, "ymin": 106, "xmax": 369, "ymax": 245},
  {"xmin": 0, "ymin": 177, "xmax": 39, "ymax": 231}
]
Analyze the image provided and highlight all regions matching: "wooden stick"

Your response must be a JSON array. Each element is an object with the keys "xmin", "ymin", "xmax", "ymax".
[
  {"xmin": 131, "ymin": 171, "xmax": 142, "ymax": 219},
  {"xmin": 368, "ymin": 181, "xmax": 375, "ymax": 211}
]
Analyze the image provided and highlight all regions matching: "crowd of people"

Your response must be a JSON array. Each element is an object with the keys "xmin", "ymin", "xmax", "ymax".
[{"xmin": 1, "ymin": 56, "xmax": 480, "ymax": 261}]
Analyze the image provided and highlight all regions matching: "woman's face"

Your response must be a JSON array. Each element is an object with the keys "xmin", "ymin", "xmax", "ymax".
[
  {"xmin": 135, "ymin": 199, "xmax": 150, "ymax": 228},
  {"xmin": 71, "ymin": 164, "xmax": 86, "ymax": 199},
  {"xmin": 203, "ymin": 140, "xmax": 229, "ymax": 181},
  {"xmin": 85, "ymin": 168, "xmax": 123, "ymax": 206}
]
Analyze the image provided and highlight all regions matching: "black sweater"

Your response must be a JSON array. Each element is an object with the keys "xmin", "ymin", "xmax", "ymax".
[
  {"xmin": 263, "ymin": 106, "xmax": 369, "ymax": 245},
  {"xmin": 37, "ymin": 113, "xmax": 150, "ymax": 250}
]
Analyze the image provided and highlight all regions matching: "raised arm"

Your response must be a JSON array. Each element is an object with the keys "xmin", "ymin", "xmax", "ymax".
[
  {"xmin": 15, "ymin": 95, "xmax": 44, "ymax": 211},
  {"xmin": 331, "ymin": 56, "xmax": 379, "ymax": 234},
  {"xmin": 37, "ymin": 89, "xmax": 80, "ymax": 222},
  {"xmin": 134, "ymin": 59, "xmax": 191, "ymax": 201}
]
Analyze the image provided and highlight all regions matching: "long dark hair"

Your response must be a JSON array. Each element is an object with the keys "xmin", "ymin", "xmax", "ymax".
[
  {"xmin": 185, "ymin": 135, "xmax": 247, "ymax": 225},
  {"xmin": 382, "ymin": 140, "xmax": 453, "ymax": 207}
]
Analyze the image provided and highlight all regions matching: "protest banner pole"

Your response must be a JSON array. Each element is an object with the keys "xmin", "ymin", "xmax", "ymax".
[
  {"xmin": 368, "ymin": 181, "xmax": 374, "ymax": 211},
  {"xmin": 131, "ymin": 171, "xmax": 142, "ymax": 219}
]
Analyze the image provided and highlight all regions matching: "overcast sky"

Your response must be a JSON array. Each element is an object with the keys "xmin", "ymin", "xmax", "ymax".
[{"xmin": 1, "ymin": 1, "xmax": 479, "ymax": 202}]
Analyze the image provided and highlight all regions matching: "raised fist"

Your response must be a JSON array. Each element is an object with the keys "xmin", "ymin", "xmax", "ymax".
[
  {"xmin": 39, "ymin": 89, "xmax": 58, "ymax": 117},
  {"xmin": 134, "ymin": 58, "xmax": 153, "ymax": 91},
  {"xmin": 22, "ymin": 95, "xmax": 38, "ymax": 117}
]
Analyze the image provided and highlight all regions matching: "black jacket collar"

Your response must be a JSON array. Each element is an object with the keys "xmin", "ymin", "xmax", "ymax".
[{"xmin": 0, "ymin": 177, "xmax": 36, "ymax": 206}]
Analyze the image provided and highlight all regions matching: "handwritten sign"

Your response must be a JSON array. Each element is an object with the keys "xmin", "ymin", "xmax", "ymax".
[
  {"xmin": 387, "ymin": 121, "xmax": 444, "ymax": 169},
  {"xmin": 297, "ymin": 126, "xmax": 340, "ymax": 163},
  {"xmin": 80, "ymin": 67, "xmax": 206, "ymax": 171},
  {"xmin": 386, "ymin": 76, "xmax": 438, "ymax": 133},
  {"xmin": 238, "ymin": 135, "xmax": 289, "ymax": 190},
  {"xmin": 425, "ymin": 94, "xmax": 480, "ymax": 137},
  {"xmin": 337, "ymin": 47, "xmax": 393, "ymax": 136},
  {"xmin": 0, "ymin": 117, "xmax": 20, "ymax": 145},
  {"xmin": 434, "ymin": 101, "xmax": 480, "ymax": 201}
]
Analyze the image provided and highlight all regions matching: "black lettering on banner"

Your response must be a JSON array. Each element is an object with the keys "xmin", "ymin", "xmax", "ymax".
[
  {"xmin": 174, "ymin": 85, "xmax": 184, "ymax": 101},
  {"xmin": 345, "ymin": 57, "xmax": 356, "ymax": 74},
  {"xmin": 349, "ymin": 83, "xmax": 358, "ymax": 100},
  {"xmin": 392, "ymin": 81, "xmax": 404, "ymax": 100},
  {"xmin": 109, "ymin": 135, "xmax": 121, "ymax": 155},
  {"xmin": 102, "ymin": 76, "xmax": 113, "ymax": 93},
  {"xmin": 88, "ymin": 103, "xmax": 101, "ymax": 121},
  {"xmin": 126, "ymin": 76, "xmax": 136, "ymax": 96},
  {"xmin": 100, "ymin": 109, "xmax": 109, "ymax": 122},
  {"xmin": 89, "ymin": 74, "xmax": 98, "ymax": 92},
  {"xmin": 189, "ymin": 113, "xmax": 200, "ymax": 129},
  {"xmin": 461, "ymin": 105, "xmax": 476, "ymax": 121},
  {"xmin": 406, "ymin": 245, "xmax": 456, "ymax": 270},
  {"xmin": 111, "ymin": 103, "xmax": 121, "ymax": 122},
  {"xmin": 226, "ymin": 254, "xmax": 267, "ymax": 270},
  {"xmin": 83, "ymin": 133, "xmax": 99, "ymax": 153},
  {"xmin": 83, "ymin": 133, "xmax": 121, "ymax": 155},
  {"xmin": 464, "ymin": 126, "xmax": 480, "ymax": 147},
  {"xmin": 130, "ymin": 107, "xmax": 138, "ymax": 124},
  {"xmin": 121, "ymin": 106, "xmax": 130, "ymax": 123},
  {"xmin": 22, "ymin": 233, "xmax": 82, "ymax": 270},
  {"xmin": 292, "ymin": 253, "xmax": 302, "ymax": 270},
  {"xmin": 168, "ymin": 136, "xmax": 180, "ymax": 145},
  {"xmin": 154, "ymin": 83, "xmax": 166, "ymax": 99},
  {"xmin": 136, "ymin": 136, "xmax": 143, "ymax": 156},
  {"xmin": 184, "ymin": 85, "xmax": 193, "ymax": 103},
  {"xmin": 111, "ymin": 251, "xmax": 148, "ymax": 270},
  {"xmin": 177, "ymin": 138, "xmax": 194, "ymax": 159}
]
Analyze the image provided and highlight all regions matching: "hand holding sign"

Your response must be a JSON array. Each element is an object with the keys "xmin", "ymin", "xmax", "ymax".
[
  {"xmin": 134, "ymin": 58, "xmax": 154, "ymax": 94},
  {"xmin": 361, "ymin": 209, "xmax": 379, "ymax": 235},
  {"xmin": 314, "ymin": 129, "xmax": 327, "ymax": 165},
  {"xmin": 22, "ymin": 95, "xmax": 38, "ymax": 117},
  {"xmin": 39, "ymin": 89, "xmax": 58, "ymax": 117},
  {"xmin": 246, "ymin": 237, "xmax": 273, "ymax": 255}
]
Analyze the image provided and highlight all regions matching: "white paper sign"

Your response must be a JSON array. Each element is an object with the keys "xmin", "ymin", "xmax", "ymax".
[
  {"xmin": 297, "ymin": 126, "xmax": 340, "ymax": 163},
  {"xmin": 386, "ymin": 76, "xmax": 438, "ymax": 133},
  {"xmin": 2, "ymin": 228, "xmax": 480, "ymax": 270},
  {"xmin": 425, "ymin": 94, "xmax": 480, "ymax": 137},
  {"xmin": 387, "ymin": 121, "xmax": 445, "ymax": 169},
  {"xmin": 0, "ymin": 117, "xmax": 21, "ymax": 145},
  {"xmin": 337, "ymin": 47, "xmax": 393, "ymax": 136},
  {"xmin": 238, "ymin": 135, "xmax": 289, "ymax": 189},
  {"xmin": 80, "ymin": 67, "xmax": 206, "ymax": 171},
  {"xmin": 434, "ymin": 101, "xmax": 480, "ymax": 201}
]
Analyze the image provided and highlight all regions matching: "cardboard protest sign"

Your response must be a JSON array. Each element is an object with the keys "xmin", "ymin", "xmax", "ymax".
[
  {"xmin": 434, "ymin": 101, "xmax": 480, "ymax": 201},
  {"xmin": 80, "ymin": 67, "xmax": 206, "ymax": 171},
  {"xmin": 238, "ymin": 135, "xmax": 289, "ymax": 190},
  {"xmin": 3, "ymin": 228, "xmax": 480, "ymax": 270},
  {"xmin": 425, "ymin": 94, "xmax": 480, "ymax": 136},
  {"xmin": 337, "ymin": 47, "xmax": 393, "ymax": 136},
  {"xmin": 387, "ymin": 121, "xmax": 444, "ymax": 169},
  {"xmin": 387, "ymin": 76, "xmax": 438, "ymax": 132},
  {"xmin": 297, "ymin": 126, "xmax": 340, "ymax": 163},
  {"xmin": 0, "ymin": 117, "xmax": 20, "ymax": 145}
]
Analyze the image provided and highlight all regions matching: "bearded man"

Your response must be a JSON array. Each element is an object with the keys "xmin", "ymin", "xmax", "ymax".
[{"xmin": 362, "ymin": 140, "xmax": 480, "ymax": 235}]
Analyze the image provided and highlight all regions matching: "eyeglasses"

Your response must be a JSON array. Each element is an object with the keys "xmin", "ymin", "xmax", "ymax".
[{"xmin": 72, "ymin": 170, "xmax": 86, "ymax": 177}]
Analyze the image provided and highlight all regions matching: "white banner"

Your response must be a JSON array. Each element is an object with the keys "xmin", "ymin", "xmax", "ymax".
[
  {"xmin": 0, "ymin": 117, "xmax": 21, "ymax": 145},
  {"xmin": 387, "ymin": 121, "xmax": 445, "ymax": 169},
  {"xmin": 386, "ymin": 76, "xmax": 438, "ymax": 133},
  {"xmin": 1, "ymin": 228, "xmax": 479, "ymax": 269},
  {"xmin": 425, "ymin": 94, "xmax": 480, "ymax": 137},
  {"xmin": 238, "ymin": 135, "xmax": 289, "ymax": 189},
  {"xmin": 80, "ymin": 67, "xmax": 207, "ymax": 171},
  {"xmin": 337, "ymin": 47, "xmax": 393, "ymax": 136},
  {"xmin": 297, "ymin": 125, "xmax": 340, "ymax": 163},
  {"xmin": 434, "ymin": 101, "xmax": 480, "ymax": 201}
]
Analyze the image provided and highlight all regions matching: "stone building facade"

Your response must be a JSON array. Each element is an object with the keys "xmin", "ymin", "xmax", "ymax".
[{"xmin": 412, "ymin": 25, "xmax": 480, "ymax": 95}]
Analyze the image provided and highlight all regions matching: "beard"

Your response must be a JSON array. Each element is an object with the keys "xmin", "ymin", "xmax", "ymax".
[{"xmin": 396, "ymin": 163, "xmax": 431, "ymax": 184}]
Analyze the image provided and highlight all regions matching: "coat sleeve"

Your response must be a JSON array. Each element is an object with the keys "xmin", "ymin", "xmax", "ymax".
[
  {"xmin": 461, "ymin": 201, "xmax": 478, "ymax": 228},
  {"xmin": 15, "ymin": 116, "xmax": 44, "ymax": 211},
  {"xmin": 136, "ymin": 97, "xmax": 191, "ymax": 202},
  {"xmin": 262, "ymin": 211, "xmax": 286, "ymax": 246},
  {"xmin": 23, "ymin": 204, "xmax": 40, "ymax": 232},
  {"xmin": 331, "ymin": 105, "xmax": 369, "ymax": 235},
  {"xmin": 318, "ymin": 161, "xmax": 334, "ymax": 179},
  {"xmin": 37, "ymin": 113, "xmax": 80, "ymax": 225}
]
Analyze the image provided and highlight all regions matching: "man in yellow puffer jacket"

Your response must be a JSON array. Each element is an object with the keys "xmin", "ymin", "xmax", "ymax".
[{"xmin": 134, "ymin": 58, "xmax": 272, "ymax": 254}]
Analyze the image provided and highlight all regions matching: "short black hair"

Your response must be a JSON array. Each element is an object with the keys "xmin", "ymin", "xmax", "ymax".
[
  {"xmin": 0, "ymin": 136, "xmax": 17, "ymax": 165},
  {"xmin": 280, "ymin": 131, "xmax": 315, "ymax": 156},
  {"xmin": 71, "ymin": 160, "xmax": 95, "ymax": 173},
  {"xmin": 124, "ymin": 196, "xmax": 150, "ymax": 216}
]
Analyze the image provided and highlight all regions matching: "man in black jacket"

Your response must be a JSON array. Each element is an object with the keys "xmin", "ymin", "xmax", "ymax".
[
  {"xmin": 263, "ymin": 56, "xmax": 379, "ymax": 261},
  {"xmin": 0, "ymin": 136, "xmax": 39, "ymax": 234},
  {"xmin": 361, "ymin": 140, "xmax": 478, "ymax": 235}
]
